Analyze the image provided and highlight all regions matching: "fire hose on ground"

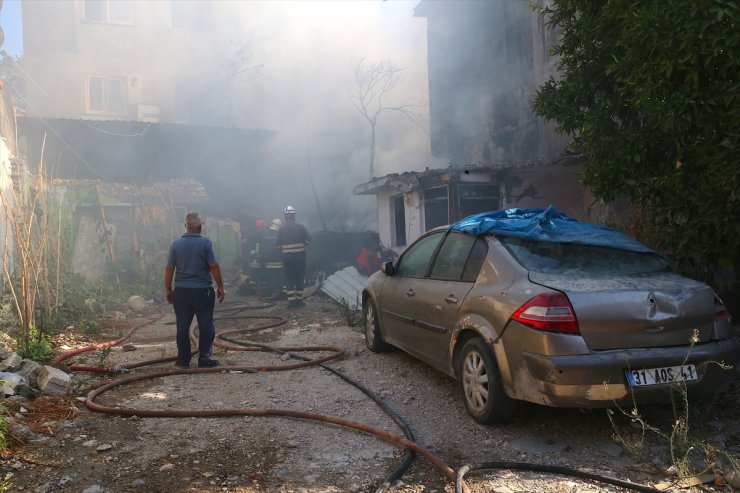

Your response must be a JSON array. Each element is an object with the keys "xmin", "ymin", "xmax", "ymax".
[
  {"xmin": 58, "ymin": 301, "xmax": 429, "ymax": 491},
  {"xmin": 56, "ymin": 300, "xmax": 664, "ymax": 493}
]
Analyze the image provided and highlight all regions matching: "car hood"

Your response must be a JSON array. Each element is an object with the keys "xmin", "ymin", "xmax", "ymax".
[{"xmin": 529, "ymin": 271, "xmax": 716, "ymax": 350}]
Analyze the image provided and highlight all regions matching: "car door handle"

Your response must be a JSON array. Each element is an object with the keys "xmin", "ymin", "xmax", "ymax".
[
  {"xmin": 444, "ymin": 295, "xmax": 458, "ymax": 304},
  {"xmin": 406, "ymin": 289, "xmax": 415, "ymax": 297}
]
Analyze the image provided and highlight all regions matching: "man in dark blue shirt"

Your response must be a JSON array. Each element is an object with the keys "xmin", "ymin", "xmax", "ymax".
[{"xmin": 164, "ymin": 212, "xmax": 225, "ymax": 368}]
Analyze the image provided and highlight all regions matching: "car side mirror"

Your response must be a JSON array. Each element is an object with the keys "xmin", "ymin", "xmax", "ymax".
[{"xmin": 381, "ymin": 261, "xmax": 395, "ymax": 275}]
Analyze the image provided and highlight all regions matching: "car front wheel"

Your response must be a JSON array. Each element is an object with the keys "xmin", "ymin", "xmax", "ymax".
[
  {"xmin": 364, "ymin": 298, "xmax": 390, "ymax": 352},
  {"xmin": 458, "ymin": 338, "xmax": 516, "ymax": 424}
]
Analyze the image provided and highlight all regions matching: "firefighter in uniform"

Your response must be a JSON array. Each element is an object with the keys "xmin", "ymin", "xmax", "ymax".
[
  {"xmin": 276, "ymin": 206, "xmax": 311, "ymax": 308},
  {"xmin": 259, "ymin": 218, "xmax": 284, "ymax": 299},
  {"xmin": 246, "ymin": 218, "xmax": 266, "ymax": 295}
]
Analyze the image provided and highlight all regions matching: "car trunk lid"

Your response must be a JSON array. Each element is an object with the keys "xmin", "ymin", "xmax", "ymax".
[{"xmin": 529, "ymin": 272, "xmax": 715, "ymax": 350}]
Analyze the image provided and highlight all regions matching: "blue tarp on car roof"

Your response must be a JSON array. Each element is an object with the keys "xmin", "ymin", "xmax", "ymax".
[{"xmin": 449, "ymin": 205, "xmax": 655, "ymax": 253}]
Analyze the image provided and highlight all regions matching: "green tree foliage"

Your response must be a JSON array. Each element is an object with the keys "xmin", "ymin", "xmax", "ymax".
[{"xmin": 532, "ymin": 0, "xmax": 739, "ymax": 280}]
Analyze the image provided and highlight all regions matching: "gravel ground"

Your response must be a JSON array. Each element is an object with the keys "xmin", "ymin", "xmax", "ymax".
[{"xmin": 2, "ymin": 294, "xmax": 739, "ymax": 493}]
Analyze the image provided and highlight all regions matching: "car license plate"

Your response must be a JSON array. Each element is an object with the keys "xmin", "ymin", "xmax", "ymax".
[{"xmin": 626, "ymin": 364, "xmax": 699, "ymax": 387}]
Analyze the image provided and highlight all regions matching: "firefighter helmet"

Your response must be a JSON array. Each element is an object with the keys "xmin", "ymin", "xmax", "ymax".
[
  {"xmin": 271, "ymin": 218, "xmax": 282, "ymax": 229},
  {"xmin": 283, "ymin": 205, "xmax": 296, "ymax": 215}
]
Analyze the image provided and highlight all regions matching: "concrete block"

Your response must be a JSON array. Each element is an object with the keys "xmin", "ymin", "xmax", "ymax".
[
  {"xmin": 38, "ymin": 366, "xmax": 71, "ymax": 395},
  {"xmin": 17, "ymin": 359, "xmax": 44, "ymax": 388}
]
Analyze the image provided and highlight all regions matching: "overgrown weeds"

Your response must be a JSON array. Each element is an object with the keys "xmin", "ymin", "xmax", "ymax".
[
  {"xmin": 335, "ymin": 296, "xmax": 362, "ymax": 327},
  {"xmin": 0, "ymin": 390, "xmax": 8, "ymax": 457},
  {"xmin": 607, "ymin": 331, "xmax": 738, "ymax": 482}
]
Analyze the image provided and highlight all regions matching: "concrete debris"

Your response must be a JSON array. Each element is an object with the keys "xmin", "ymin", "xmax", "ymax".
[
  {"xmin": 127, "ymin": 295, "xmax": 149, "ymax": 311},
  {"xmin": 38, "ymin": 365, "xmax": 72, "ymax": 395},
  {"xmin": 11, "ymin": 423, "xmax": 34, "ymax": 442},
  {"xmin": 1, "ymin": 352, "xmax": 23, "ymax": 372},
  {"xmin": 17, "ymin": 359, "xmax": 44, "ymax": 388},
  {"xmin": 0, "ymin": 372, "xmax": 27, "ymax": 396},
  {"xmin": 35, "ymin": 483, "xmax": 53, "ymax": 493}
]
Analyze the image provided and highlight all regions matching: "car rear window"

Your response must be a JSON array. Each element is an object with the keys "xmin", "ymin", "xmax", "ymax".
[{"xmin": 498, "ymin": 236, "xmax": 671, "ymax": 276}]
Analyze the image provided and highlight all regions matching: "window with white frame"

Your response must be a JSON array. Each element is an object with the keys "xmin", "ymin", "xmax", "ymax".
[
  {"xmin": 391, "ymin": 194, "xmax": 407, "ymax": 247},
  {"xmin": 86, "ymin": 76, "xmax": 127, "ymax": 114},
  {"xmin": 83, "ymin": 0, "xmax": 133, "ymax": 24}
]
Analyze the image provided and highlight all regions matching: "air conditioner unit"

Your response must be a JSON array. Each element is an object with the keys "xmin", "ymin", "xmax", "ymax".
[{"xmin": 137, "ymin": 104, "xmax": 160, "ymax": 123}]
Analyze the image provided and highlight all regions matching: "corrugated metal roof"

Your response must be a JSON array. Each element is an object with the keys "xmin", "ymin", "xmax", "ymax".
[
  {"xmin": 320, "ymin": 266, "xmax": 367, "ymax": 310},
  {"xmin": 353, "ymin": 155, "xmax": 584, "ymax": 195}
]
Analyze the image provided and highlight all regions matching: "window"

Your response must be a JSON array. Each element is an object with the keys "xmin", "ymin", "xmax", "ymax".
[
  {"xmin": 431, "ymin": 233, "xmax": 476, "ymax": 280},
  {"xmin": 457, "ymin": 184, "xmax": 500, "ymax": 220},
  {"xmin": 423, "ymin": 186, "xmax": 448, "ymax": 231},
  {"xmin": 395, "ymin": 231, "xmax": 443, "ymax": 278},
  {"xmin": 391, "ymin": 194, "xmax": 406, "ymax": 247},
  {"xmin": 499, "ymin": 237, "xmax": 671, "ymax": 277},
  {"xmin": 87, "ymin": 76, "xmax": 126, "ymax": 114},
  {"xmin": 461, "ymin": 238, "xmax": 488, "ymax": 282},
  {"xmin": 430, "ymin": 233, "xmax": 488, "ymax": 281},
  {"xmin": 83, "ymin": 0, "xmax": 133, "ymax": 24}
]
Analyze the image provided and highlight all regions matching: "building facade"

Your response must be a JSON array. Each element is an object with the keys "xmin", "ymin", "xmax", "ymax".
[
  {"xmin": 356, "ymin": 1, "xmax": 602, "ymax": 251},
  {"xmin": 18, "ymin": 0, "xmax": 274, "ymax": 217},
  {"xmin": 414, "ymin": 0, "xmax": 570, "ymax": 165},
  {"xmin": 20, "ymin": 0, "xmax": 247, "ymax": 125}
]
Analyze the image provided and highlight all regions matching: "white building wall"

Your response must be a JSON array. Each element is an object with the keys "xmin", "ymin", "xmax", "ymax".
[
  {"xmin": 375, "ymin": 189, "xmax": 425, "ymax": 254},
  {"xmin": 376, "ymin": 189, "xmax": 393, "ymax": 250},
  {"xmin": 0, "ymin": 138, "xmax": 15, "ymax": 276}
]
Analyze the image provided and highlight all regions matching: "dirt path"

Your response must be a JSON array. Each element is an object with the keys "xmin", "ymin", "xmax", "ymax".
[{"xmin": 3, "ymin": 295, "xmax": 739, "ymax": 493}]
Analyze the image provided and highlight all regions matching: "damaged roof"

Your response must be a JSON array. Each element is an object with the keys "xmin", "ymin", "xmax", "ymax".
[
  {"xmin": 353, "ymin": 155, "xmax": 583, "ymax": 196},
  {"xmin": 52, "ymin": 178, "xmax": 208, "ymax": 206}
]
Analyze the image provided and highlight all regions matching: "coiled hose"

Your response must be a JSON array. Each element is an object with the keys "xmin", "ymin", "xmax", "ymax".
[{"xmin": 65, "ymin": 300, "xmax": 664, "ymax": 493}]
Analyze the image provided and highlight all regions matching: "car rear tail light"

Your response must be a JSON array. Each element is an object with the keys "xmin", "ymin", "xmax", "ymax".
[
  {"xmin": 714, "ymin": 293, "xmax": 732, "ymax": 323},
  {"xmin": 511, "ymin": 292, "xmax": 580, "ymax": 334}
]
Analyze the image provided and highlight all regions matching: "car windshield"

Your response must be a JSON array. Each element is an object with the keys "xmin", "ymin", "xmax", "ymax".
[{"xmin": 498, "ymin": 236, "xmax": 671, "ymax": 277}]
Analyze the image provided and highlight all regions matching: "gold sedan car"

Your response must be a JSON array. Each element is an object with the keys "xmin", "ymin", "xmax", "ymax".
[{"xmin": 362, "ymin": 208, "xmax": 737, "ymax": 424}]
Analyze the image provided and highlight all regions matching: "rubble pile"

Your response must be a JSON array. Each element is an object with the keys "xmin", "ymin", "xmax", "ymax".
[{"xmin": 0, "ymin": 346, "xmax": 71, "ymax": 398}]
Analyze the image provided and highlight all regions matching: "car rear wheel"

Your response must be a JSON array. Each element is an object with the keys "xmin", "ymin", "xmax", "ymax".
[
  {"xmin": 458, "ymin": 338, "xmax": 516, "ymax": 424},
  {"xmin": 364, "ymin": 298, "xmax": 390, "ymax": 352}
]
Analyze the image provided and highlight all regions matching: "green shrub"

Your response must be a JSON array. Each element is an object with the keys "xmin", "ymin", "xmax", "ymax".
[
  {"xmin": 0, "ymin": 390, "xmax": 8, "ymax": 456},
  {"xmin": 16, "ymin": 325, "xmax": 54, "ymax": 363},
  {"xmin": 335, "ymin": 297, "xmax": 362, "ymax": 327}
]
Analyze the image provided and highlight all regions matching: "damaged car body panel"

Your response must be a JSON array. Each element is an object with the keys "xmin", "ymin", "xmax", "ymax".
[{"xmin": 362, "ymin": 207, "xmax": 738, "ymax": 424}]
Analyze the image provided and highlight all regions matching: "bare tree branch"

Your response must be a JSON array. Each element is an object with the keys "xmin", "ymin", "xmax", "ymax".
[{"xmin": 350, "ymin": 58, "xmax": 428, "ymax": 179}]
